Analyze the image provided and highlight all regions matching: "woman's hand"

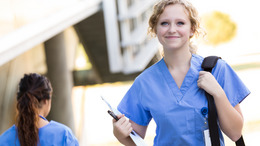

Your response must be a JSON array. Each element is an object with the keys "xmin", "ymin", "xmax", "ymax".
[
  {"xmin": 113, "ymin": 114, "xmax": 133, "ymax": 141},
  {"xmin": 198, "ymin": 71, "xmax": 244, "ymax": 141},
  {"xmin": 197, "ymin": 71, "xmax": 224, "ymax": 98}
]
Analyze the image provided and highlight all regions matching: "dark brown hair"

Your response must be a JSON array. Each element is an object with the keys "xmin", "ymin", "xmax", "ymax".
[{"xmin": 16, "ymin": 73, "xmax": 52, "ymax": 146}]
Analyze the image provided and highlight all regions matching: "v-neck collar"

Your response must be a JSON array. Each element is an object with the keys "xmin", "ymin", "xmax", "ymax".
[{"xmin": 159, "ymin": 54, "xmax": 200, "ymax": 102}]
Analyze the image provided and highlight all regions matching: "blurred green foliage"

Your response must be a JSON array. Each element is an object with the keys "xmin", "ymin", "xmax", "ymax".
[
  {"xmin": 232, "ymin": 62, "xmax": 260, "ymax": 71},
  {"xmin": 202, "ymin": 11, "xmax": 237, "ymax": 46}
]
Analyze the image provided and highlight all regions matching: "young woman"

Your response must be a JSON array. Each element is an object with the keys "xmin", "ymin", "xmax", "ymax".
[
  {"xmin": 0, "ymin": 73, "xmax": 79, "ymax": 146},
  {"xmin": 112, "ymin": 0, "xmax": 250, "ymax": 145}
]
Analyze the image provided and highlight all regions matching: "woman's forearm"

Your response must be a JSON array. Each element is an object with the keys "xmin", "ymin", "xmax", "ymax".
[
  {"xmin": 116, "ymin": 136, "xmax": 136, "ymax": 146},
  {"xmin": 213, "ymin": 89, "xmax": 244, "ymax": 141}
]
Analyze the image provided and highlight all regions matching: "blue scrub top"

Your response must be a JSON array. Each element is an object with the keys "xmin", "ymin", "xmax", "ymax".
[
  {"xmin": 118, "ymin": 54, "xmax": 250, "ymax": 146},
  {"xmin": 0, "ymin": 121, "xmax": 79, "ymax": 146}
]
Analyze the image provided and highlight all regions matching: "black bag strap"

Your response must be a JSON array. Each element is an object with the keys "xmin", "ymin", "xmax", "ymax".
[
  {"xmin": 202, "ymin": 56, "xmax": 245, "ymax": 146},
  {"xmin": 236, "ymin": 136, "xmax": 245, "ymax": 146},
  {"xmin": 201, "ymin": 56, "xmax": 220, "ymax": 72},
  {"xmin": 202, "ymin": 56, "xmax": 221, "ymax": 146}
]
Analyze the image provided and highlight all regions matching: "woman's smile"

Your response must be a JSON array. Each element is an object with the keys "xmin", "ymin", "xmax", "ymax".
[{"xmin": 165, "ymin": 35, "xmax": 180, "ymax": 39}]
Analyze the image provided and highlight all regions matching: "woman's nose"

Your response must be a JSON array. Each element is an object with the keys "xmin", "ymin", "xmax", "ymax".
[{"xmin": 168, "ymin": 24, "xmax": 176, "ymax": 33}]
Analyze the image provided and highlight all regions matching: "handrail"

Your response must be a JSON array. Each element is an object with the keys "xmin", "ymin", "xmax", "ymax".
[
  {"xmin": 114, "ymin": 0, "xmax": 160, "ymax": 74},
  {"xmin": 118, "ymin": 0, "xmax": 157, "ymax": 21}
]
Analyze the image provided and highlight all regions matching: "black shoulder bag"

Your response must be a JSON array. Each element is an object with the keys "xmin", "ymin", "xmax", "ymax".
[{"xmin": 201, "ymin": 56, "xmax": 245, "ymax": 146}]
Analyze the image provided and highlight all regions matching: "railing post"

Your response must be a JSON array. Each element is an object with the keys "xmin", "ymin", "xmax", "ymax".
[
  {"xmin": 116, "ymin": 0, "xmax": 160, "ymax": 74},
  {"xmin": 103, "ymin": 0, "xmax": 123, "ymax": 73}
]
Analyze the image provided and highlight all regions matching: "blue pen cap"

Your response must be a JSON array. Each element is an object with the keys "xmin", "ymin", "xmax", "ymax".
[{"xmin": 201, "ymin": 107, "xmax": 208, "ymax": 116}]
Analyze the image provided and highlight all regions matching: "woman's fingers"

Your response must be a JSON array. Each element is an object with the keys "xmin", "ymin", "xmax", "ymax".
[{"xmin": 113, "ymin": 114, "xmax": 133, "ymax": 138}]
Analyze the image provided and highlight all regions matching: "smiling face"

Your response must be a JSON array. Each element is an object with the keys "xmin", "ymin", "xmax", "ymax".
[{"xmin": 156, "ymin": 4, "xmax": 193, "ymax": 52}]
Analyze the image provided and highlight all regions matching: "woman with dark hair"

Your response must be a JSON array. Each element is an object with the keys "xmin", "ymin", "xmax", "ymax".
[{"xmin": 0, "ymin": 73, "xmax": 79, "ymax": 146}]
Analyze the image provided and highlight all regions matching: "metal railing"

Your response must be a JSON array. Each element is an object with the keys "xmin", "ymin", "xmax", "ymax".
[{"xmin": 103, "ymin": 0, "xmax": 160, "ymax": 74}]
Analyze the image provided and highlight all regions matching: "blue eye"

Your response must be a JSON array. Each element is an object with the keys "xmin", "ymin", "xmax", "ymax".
[
  {"xmin": 177, "ymin": 22, "xmax": 184, "ymax": 25},
  {"xmin": 161, "ymin": 22, "xmax": 169, "ymax": 26}
]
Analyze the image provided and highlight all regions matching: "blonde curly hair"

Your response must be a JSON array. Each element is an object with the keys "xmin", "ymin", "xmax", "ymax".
[{"xmin": 148, "ymin": 0, "xmax": 204, "ymax": 53}]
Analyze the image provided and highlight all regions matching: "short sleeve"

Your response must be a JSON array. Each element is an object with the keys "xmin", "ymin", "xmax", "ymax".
[
  {"xmin": 117, "ymin": 78, "xmax": 152, "ymax": 126},
  {"xmin": 64, "ymin": 128, "xmax": 79, "ymax": 146},
  {"xmin": 212, "ymin": 59, "xmax": 250, "ymax": 107}
]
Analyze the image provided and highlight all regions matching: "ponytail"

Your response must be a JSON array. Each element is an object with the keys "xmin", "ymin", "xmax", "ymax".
[{"xmin": 16, "ymin": 92, "xmax": 39, "ymax": 146}]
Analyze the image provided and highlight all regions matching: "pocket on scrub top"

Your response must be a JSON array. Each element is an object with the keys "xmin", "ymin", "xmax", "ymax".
[{"xmin": 163, "ymin": 108, "xmax": 195, "ymax": 135}]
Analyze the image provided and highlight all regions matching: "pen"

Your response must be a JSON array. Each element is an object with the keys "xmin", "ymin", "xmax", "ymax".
[
  {"xmin": 108, "ymin": 110, "xmax": 119, "ymax": 121},
  {"xmin": 107, "ymin": 110, "xmax": 135, "ymax": 136}
]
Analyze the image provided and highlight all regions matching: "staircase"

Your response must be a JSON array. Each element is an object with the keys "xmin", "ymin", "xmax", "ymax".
[{"xmin": 73, "ymin": 0, "xmax": 161, "ymax": 85}]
